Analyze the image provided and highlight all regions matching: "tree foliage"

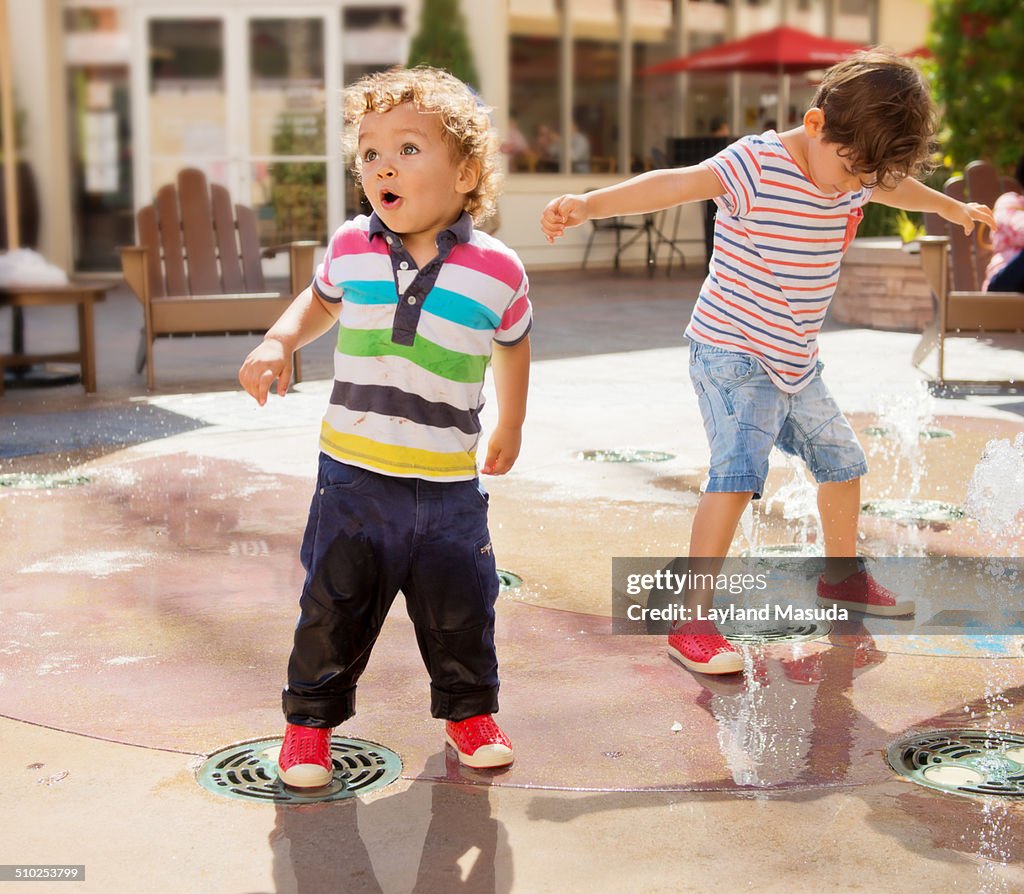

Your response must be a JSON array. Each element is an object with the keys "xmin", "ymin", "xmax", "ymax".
[
  {"xmin": 928, "ymin": 0, "xmax": 1024, "ymax": 172},
  {"xmin": 406, "ymin": 0, "xmax": 480, "ymax": 89}
]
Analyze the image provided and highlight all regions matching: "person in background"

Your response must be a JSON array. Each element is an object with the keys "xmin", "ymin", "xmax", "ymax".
[
  {"xmin": 983, "ymin": 154, "xmax": 1024, "ymax": 293},
  {"xmin": 570, "ymin": 120, "xmax": 592, "ymax": 173},
  {"xmin": 534, "ymin": 123, "xmax": 561, "ymax": 172}
]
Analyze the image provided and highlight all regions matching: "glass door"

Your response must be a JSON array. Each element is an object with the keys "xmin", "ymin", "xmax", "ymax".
[
  {"xmin": 133, "ymin": 9, "xmax": 340, "ymax": 249},
  {"xmin": 63, "ymin": 5, "xmax": 135, "ymax": 271}
]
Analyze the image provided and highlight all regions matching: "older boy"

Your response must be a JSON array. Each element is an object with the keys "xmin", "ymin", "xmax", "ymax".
[
  {"xmin": 240, "ymin": 67, "xmax": 531, "ymax": 784},
  {"xmin": 541, "ymin": 50, "xmax": 993, "ymax": 674}
]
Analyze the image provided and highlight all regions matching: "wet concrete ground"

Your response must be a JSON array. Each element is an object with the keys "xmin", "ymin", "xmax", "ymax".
[{"xmin": 2, "ymin": 268, "xmax": 1024, "ymax": 892}]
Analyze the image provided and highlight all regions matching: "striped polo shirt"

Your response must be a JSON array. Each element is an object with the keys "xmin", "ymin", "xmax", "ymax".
[
  {"xmin": 312, "ymin": 212, "xmax": 532, "ymax": 481},
  {"xmin": 685, "ymin": 130, "xmax": 872, "ymax": 393}
]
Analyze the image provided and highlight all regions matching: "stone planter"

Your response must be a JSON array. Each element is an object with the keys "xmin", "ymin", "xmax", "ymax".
[{"xmin": 832, "ymin": 236, "xmax": 934, "ymax": 331}]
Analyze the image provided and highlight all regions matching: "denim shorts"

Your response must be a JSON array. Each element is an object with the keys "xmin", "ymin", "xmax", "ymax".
[{"xmin": 689, "ymin": 342, "xmax": 867, "ymax": 499}]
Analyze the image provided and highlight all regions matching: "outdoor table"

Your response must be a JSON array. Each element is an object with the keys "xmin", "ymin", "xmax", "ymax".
[{"xmin": 0, "ymin": 282, "xmax": 109, "ymax": 395}]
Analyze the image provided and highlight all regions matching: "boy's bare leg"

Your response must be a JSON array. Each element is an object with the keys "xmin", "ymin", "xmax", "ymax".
[
  {"xmin": 817, "ymin": 477, "xmax": 862, "ymax": 583},
  {"xmin": 684, "ymin": 491, "xmax": 754, "ymax": 612},
  {"xmin": 816, "ymin": 475, "xmax": 914, "ymax": 615}
]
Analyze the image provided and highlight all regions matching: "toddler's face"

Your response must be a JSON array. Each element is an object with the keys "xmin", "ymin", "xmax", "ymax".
[
  {"xmin": 357, "ymin": 102, "xmax": 477, "ymax": 253},
  {"xmin": 807, "ymin": 136, "xmax": 873, "ymax": 195}
]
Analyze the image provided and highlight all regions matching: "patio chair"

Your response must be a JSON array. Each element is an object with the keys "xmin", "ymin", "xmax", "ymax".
[
  {"xmin": 120, "ymin": 168, "xmax": 317, "ymax": 390},
  {"xmin": 582, "ymin": 214, "xmax": 653, "ymax": 272},
  {"xmin": 913, "ymin": 160, "xmax": 1024, "ymax": 389}
]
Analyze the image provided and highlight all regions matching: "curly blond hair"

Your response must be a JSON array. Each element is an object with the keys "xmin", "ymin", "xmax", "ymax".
[{"xmin": 343, "ymin": 66, "xmax": 502, "ymax": 225}]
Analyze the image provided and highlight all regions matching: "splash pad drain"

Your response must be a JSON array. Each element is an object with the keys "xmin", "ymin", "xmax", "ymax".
[
  {"xmin": 886, "ymin": 730, "xmax": 1024, "ymax": 799},
  {"xmin": 577, "ymin": 448, "xmax": 675, "ymax": 463},
  {"xmin": 497, "ymin": 569, "xmax": 523, "ymax": 590},
  {"xmin": 861, "ymin": 499, "xmax": 964, "ymax": 524},
  {"xmin": 196, "ymin": 737, "xmax": 402, "ymax": 804},
  {"xmin": 718, "ymin": 619, "xmax": 832, "ymax": 645},
  {"xmin": 0, "ymin": 472, "xmax": 91, "ymax": 489},
  {"xmin": 861, "ymin": 426, "xmax": 954, "ymax": 440}
]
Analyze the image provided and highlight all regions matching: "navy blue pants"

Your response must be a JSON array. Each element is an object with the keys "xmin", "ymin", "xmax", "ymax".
[
  {"xmin": 282, "ymin": 454, "xmax": 501, "ymax": 728},
  {"xmin": 988, "ymin": 250, "xmax": 1024, "ymax": 293}
]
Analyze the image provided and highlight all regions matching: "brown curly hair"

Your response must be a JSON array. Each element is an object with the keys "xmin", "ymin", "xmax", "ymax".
[
  {"xmin": 812, "ymin": 49, "xmax": 937, "ymax": 190},
  {"xmin": 343, "ymin": 66, "xmax": 502, "ymax": 224}
]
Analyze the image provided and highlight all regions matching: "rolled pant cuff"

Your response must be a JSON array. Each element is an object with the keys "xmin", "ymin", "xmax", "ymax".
[
  {"xmin": 282, "ymin": 687, "xmax": 355, "ymax": 728},
  {"xmin": 430, "ymin": 684, "xmax": 499, "ymax": 721},
  {"xmin": 812, "ymin": 462, "xmax": 867, "ymax": 484},
  {"xmin": 704, "ymin": 473, "xmax": 764, "ymax": 499}
]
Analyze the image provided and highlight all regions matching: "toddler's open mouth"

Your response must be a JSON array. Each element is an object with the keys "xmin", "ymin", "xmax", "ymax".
[{"xmin": 381, "ymin": 190, "xmax": 402, "ymax": 209}]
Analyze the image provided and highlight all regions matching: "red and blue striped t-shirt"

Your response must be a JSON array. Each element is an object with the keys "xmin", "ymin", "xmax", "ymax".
[{"xmin": 685, "ymin": 130, "xmax": 872, "ymax": 393}]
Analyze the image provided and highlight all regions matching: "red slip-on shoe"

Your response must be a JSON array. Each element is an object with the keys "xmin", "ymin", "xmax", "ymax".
[
  {"xmin": 277, "ymin": 723, "xmax": 333, "ymax": 788},
  {"xmin": 816, "ymin": 570, "xmax": 915, "ymax": 617},
  {"xmin": 667, "ymin": 619, "xmax": 744, "ymax": 674},
  {"xmin": 445, "ymin": 715, "xmax": 514, "ymax": 769}
]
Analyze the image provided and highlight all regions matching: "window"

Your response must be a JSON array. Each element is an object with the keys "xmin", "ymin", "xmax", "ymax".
[
  {"xmin": 341, "ymin": 6, "xmax": 407, "ymax": 214},
  {"xmin": 248, "ymin": 19, "xmax": 327, "ymax": 244},
  {"xmin": 573, "ymin": 39, "xmax": 620, "ymax": 174},
  {"xmin": 508, "ymin": 35, "xmax": 561, "ymax": 173},
  {"xmin": 342, "ymin": 5, "xmax": 406, "ymax": 86},
  {"xmin": 63, "ymin": 6, "xmax": 133, "ymax": 270}
]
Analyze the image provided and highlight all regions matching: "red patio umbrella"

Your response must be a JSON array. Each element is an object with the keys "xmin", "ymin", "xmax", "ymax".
[
  {"xmin": 640, "ymin": 25, "xmax": 867, "ymax": 134},
  {"xmin": 641, "ymin": 25, "xmax": 866, "ymax": 76}
]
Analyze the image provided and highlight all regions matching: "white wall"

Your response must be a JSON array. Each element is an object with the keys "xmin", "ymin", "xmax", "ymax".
[{"xmin": 877, "ymin": 0, "xmax": 930, "ymax": 53}]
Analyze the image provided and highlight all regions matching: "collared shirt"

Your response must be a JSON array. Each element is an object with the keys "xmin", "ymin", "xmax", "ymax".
[
  {"xmin": 366, "ymin": 210, "xmax": 474, "ymax": 346},
  {"xmin": 686, "ymin": 130, "xmax": 873, "ymax": 394},
  {"xmin": 312, "ymin": 212, "xmax": 532, "ymax": 481}
]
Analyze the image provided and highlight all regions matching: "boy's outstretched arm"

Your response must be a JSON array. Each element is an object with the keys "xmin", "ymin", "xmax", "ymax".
[
  {"xmin": 871, "ymin": 177, "xmax": 995, "ymax": 235},
  {"xmin": 482, "ymin": 336, "xmax": 531, "ymax": 475},
  {"xmin": 541, "ymin": 165, "xmax": 726, "ymax": 243},
  {"xmin": 238, "ymin": 286, "xmax": 341, "ymax": 406}
]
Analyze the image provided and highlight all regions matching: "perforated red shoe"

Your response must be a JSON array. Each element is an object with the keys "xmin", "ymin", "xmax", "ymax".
[
  {"xmin": 667, "ymin": 619, "xmax": 744, "ymax": 674},
  {"xmin": 278, "ymin": 723, "xmax": 333, "ymax": 788},
  {"xmin": 445, "ymin": 715, "xmax": 514, "ymax": 768},
  {"xmin": 816, "ymin": 570, "xmax": 914, "ymax": 617}
]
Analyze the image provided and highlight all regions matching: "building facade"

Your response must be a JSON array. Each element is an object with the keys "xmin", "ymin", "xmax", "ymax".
[{"xmin": 7, "ymin": 0, "xmax": 930, "ymax": 274}]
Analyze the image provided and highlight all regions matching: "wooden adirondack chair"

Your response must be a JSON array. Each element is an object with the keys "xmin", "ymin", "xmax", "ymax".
[
  {"xmin": 120, "ymin": 168, "xmax": 317, "ymax": 389},
  {"xmin": 914, "ymin": 160, "xmax": 1024, "ymax": 389}
]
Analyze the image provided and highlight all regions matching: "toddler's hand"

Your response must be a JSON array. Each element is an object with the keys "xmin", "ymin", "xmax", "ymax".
[
  {"xmin": 481, "ymin": 424, "xmax": 522, "ymax": 475},
  {"xmin": 540, "ymin": 194, "xmax": 590, "ymax": 243},
  {"xmin": 238, "ymin": 338, "xmax": 292, "ymax": 406},
  {"xmin": 950, "ymin": 201, "xmax": 995, "ymax": 236}
]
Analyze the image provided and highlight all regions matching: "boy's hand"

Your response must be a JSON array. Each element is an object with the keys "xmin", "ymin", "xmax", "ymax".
[
  {"xmin": 238, "ymin": 337, "xmax": 292, "ymax": 406},
  {"xmin": 947, "ymin": 201, "xmax": 995, "ymax": 236},
  {"xmin": 481, "ymin": 423, "xmax": 522, "ymax": 475},
  {"xmin": 541, "ymin": 194, "xmax": 590, "ymax": 243}
]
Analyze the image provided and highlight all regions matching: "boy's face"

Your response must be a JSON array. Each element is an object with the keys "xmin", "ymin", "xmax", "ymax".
[
  {"xmin": 803, "ymin": 108, "xmax": 872, "ymax": 194},
  {"xmin": 357, "ymin": 102, "xmax": 479, "ymax": 252}
]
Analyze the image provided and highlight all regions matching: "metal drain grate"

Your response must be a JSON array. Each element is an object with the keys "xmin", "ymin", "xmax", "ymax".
[
  {"xmin": 196, "ymin": 736, "xmax": 402, "ymax": 804},
  {"xmin": 861, "ymin": 499, "xmax": 964, "ymax": 523},
  {"xmin": 497, "ymin": 569, "xmax": 522, "ymax": 590},
  {"xmin": 718, "ymin": 619, "xmax": 832, "ymax": 645},
  {"xmin": 861, "ymin": 426, "xmax": 954, "ymax": 440},
  {"xmin": 887, "ymin": 729, "xmax": 1024, "ymax": 799},
  {"xmin": 577, "ymin": 448, "xmax": 675, "ymax": 463},
  {"xmin": 0, "ymin": 473, "xmax": 91, "ymax": 489}
]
